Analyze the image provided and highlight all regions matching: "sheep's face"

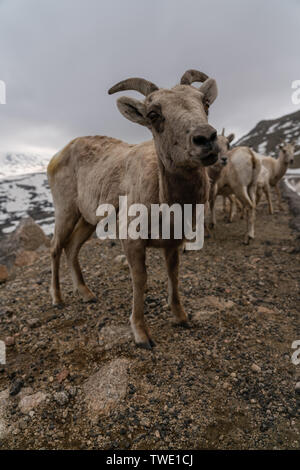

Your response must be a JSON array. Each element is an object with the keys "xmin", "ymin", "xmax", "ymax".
[
  {"xmin": 116, "ymin": 81, "xmax": 220, "ymax": 172},
  {"xmin": 215, "ymin": 133, "xmax": 235, "ymax": 167},
  {"xmin": 279, "ymin": 143, "xmax": 295, "ymax": 165}
]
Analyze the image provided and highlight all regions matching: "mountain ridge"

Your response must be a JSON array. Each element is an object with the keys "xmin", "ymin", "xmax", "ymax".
[{"xmin": 235, "ymin": 109, "xmax": 300, "ymax": 166}]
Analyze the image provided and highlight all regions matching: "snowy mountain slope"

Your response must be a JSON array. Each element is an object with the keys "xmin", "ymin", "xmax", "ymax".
[
  {"xmin": 0, "ymin": 152, "xmax": 51, "ymax": 179},
  {"xmin": 0, "ymin": 172, "xmax": 54, "ymax": 237},
  {"xmin": 236, "ymin": 109, "xmax": 300, "ymax": 165}
]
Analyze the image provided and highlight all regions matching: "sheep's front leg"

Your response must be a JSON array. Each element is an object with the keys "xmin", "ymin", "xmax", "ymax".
[
  {"xmin": 209, "ymin": 191, "xmax": 217, "ymax": 228},
  {"xmin": 228, "ymin": 195, "xmax": 236, "ymax": 222},
  {"xmin": 124, "ymin": 241, "xmax": 154, "ymax": 349},
  {"xmin": 164, "ymin": 247, "xmax": 189, "ymax": 327},
  {"xmin": 275, "ymin": 184, "xmax": 283, "ymax": 210}
]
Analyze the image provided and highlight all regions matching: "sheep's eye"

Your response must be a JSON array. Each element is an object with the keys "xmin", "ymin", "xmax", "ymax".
[{"xmin": 147, "ymin": 111, "xmax": 160, "ymax": 121}]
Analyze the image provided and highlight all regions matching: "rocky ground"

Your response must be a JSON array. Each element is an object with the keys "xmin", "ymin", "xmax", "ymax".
[{"xmin": 0, "ymin": 196, "xmax": 299, "ymax": 450}]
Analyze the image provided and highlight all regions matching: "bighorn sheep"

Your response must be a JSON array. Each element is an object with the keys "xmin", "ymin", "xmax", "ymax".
[
  {"xmin": 182, "ymin": 131, "xmax": 233, "ymax": 250},
  {"xmin": 255, "ymin": 142, "xmax": 295, "ymax": 213},
  {"xmin": 210, "ymin": 146, "xmax": 262, "ymax": 243},
  {"xmin": 207, "ymin": 129, "xmax": 235, "ymax": 223},
  {"xmin": 47, "ymin": 70, "xmax": 219, "ymax": 349},
  {"xmin": 226, "ymin": 142, "xmax": 295, "ymax": 218}
]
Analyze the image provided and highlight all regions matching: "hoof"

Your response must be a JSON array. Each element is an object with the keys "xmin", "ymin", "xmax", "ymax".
[
  {"xmin": 243, "ymin": 236, "xmax": 253, "ymax": 245},
  {"xmin": 53, "ymin": 302, "xmax": 64, "ymax": 309},
  {"xmin": 174, "ymin": 320, "xmax": 190, "ymax": 329},
  {"xmin": 83, "ymin": 296, "xmax": 97, "ymax": 304},
  {"xmin": 136, "ymin": 340, "xmax": 155, "ymax": 350}
]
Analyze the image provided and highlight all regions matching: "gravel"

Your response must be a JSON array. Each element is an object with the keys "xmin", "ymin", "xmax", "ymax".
[{"xmin": 0, "ymin": 198, "xmax": 299, "ymax": 449}]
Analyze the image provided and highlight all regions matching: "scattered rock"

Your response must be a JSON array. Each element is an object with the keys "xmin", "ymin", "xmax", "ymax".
[
  {"xmin": 114, "ymin": 255, "xmax": 128, "ymax": 268},
  {"xmin": 0, "ymin": 265, "xmax": 8, "ymax": 283},
  {"xmin": 83, "ymin": 358, "xmax": 130, "ymax": 421},
  {"xmin": 56, "ymin": 368, "xmax": 69, "ymax": 384},
  {"xmin": 27, "ymin": 317, "xmax": 40, "ymax": 329},
  {"xmin": 257, "ymin": 306, "xmax": 274, "ymax": 315},
  {"xmin": 18, "ymin": 387, "xmax": 34, "ymax": 400},
  {"xmin": 53, "ymin": 391, "xmax": 69, "ymax": 406},
  {"xmin": 9, "ymin": 379, "xmax": 23, "ymax": 396},
  {"xmin": 66, "ymin": 386, "xmax": 77, "ymax": 398},
  {"xmin": 295, "ymin": 382, "xmax": 300, "ymax": 395},
  {"xmin": 15, "ymin": 250, "xmax": 39, "ymax": 267},
  {"xmin": 4, "ymin": 336, "xmax": 15, "ymax": 347},
  {"xmin": 0, "ymin": 388, "xmax": 9, "ymax": 439},
  {"xmin": 19, "ymin": 391, "xmax": 47, "ymax": 414},
  {"xmin": 251, "ymin": 363, "xmax": 262, "ymax": 373}
]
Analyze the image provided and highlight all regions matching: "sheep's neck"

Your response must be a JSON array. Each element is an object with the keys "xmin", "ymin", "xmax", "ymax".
[
  {"xmin": 158, "ymin": 159, "xmax": 209, "ymax": 206},
  {"xmin": 272, "ymin": 150, "xmax": 288, "ymax": 185}
]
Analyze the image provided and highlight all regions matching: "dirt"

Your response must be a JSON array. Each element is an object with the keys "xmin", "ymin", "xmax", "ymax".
[{"xmin": 0, "ymin": 197, "xmax": 299, "ymax": 450}]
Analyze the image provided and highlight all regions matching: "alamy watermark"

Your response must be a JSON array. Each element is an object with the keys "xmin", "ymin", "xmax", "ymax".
[
  {"xmin": 0, "ymin": 340, "xmax": 5, "ymax": 365},
  {"xmin": 291, "ymin": 80, "xmax": 300, "ymax": 105},
  {"xmin": 0, "ymin": 80, "xmax": 6, "ymax": 104},
  {"xmin": 291, "ymin": 340, "xmax": 300, "ymax": 366},
  {"xmin": 96, "ymin": 196, "xmax": 204, "ymax": 250}
]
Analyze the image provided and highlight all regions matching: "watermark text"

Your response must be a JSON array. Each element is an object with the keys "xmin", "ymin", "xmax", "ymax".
[
  {"xmin": 0, "ymin": 340, "xmax": 6, "ymax": 365},
  {"xmin": 291, "ymin": 80, "xmax": 300, "ymax": 105},
  {"xmin": 96, "ymin": 196, "xmax": 204, "ymax": 250},
  {"xmin": 0, "ymin": 80, "xmax": 6, "ymax": 104}
]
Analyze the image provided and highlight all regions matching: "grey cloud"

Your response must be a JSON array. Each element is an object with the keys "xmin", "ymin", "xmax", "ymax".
[{"xmin": 0, "ymin": 0, "xmax": 299, "ymax": 154}]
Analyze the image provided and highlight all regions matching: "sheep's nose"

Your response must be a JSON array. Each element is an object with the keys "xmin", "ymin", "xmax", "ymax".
[
  {"xmin": 191, "ymin": 126, "xmax": 217, "ymax": 148},
  {"xmin": 221, "ymin": 156, "xmax": 227, "ymax": 165}
]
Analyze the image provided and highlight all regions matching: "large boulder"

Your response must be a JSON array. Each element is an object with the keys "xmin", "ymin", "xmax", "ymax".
[
  {"xmin": 83, "ymin": 358, "xmax": 130, "ymax": 422},
  {"xmin": 10, "ymin": 217, "xmax": 50, "ymax": 252},
  {"xmin": 0, "ymin": 217, "xmax": 50, "ymax": 270}
]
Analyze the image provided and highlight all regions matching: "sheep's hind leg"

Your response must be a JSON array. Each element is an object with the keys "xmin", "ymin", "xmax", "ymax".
[
  {"xmin": 64, "ymin": 217, "xmax": 96, "ymax": 302},
  {"xmin": 234, "ymin": 187, "xmax": 255, "ymax": 245},
  {"xmin": 50, "ymin": 211, "xmax": 80, "ymax": 306},
  {"xmin": 265, "ymin": 184, "xmax": 274, "ymax": 215}
]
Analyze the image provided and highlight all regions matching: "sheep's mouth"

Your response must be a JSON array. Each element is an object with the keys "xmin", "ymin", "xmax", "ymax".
[{"xmin": 201, "ymin": 153, "xmax": 218, "ymax": 167}]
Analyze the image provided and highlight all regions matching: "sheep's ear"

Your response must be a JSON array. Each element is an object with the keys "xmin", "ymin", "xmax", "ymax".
[
  {"xmin": 116, "ymin": 96, "xmax": 148, "ymax": 127},
  {"xmin": 227, "ymin": 133, "xmax": 235, "ymax": 143},
  {"xmin": 199, "ymin": 78, "xmax": 218, "ymax": 106},
  {"xmin": 279, "ymin": 142, "xmax": 284, "ymax": 149}
]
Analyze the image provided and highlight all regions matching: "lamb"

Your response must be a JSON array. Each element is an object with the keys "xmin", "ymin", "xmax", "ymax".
[
  {"xmin": 210, "ymin": 146, "xmax": 262, "ymax": 243},
  {"xmin": 47, "ymin": 69, "xmax": 219, "ymax": 349},
  {"xmin": 227, "ymin": 142, "xmax": 295, "ymax": 218},
  {"xmin": 207, "ymin": 129, "xmax": 235, "ymax": 227},
  {"xmin": 255, "ymin": 142, "xmax": 295, "ymax": 214}
]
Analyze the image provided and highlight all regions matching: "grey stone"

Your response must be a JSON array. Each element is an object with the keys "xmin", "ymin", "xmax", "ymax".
[{"xmin": 83, "ymin": 358, "xmax": 130, "ymax": 422}]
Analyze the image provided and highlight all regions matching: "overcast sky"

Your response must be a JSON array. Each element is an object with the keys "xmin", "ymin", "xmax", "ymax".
[{"xmin": 0, "ymin": 0, "xmax": 299, "ymax": 156}]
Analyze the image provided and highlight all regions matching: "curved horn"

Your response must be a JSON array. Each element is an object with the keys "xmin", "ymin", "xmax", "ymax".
[
  {"xmin": 180, "ymin": 69, "xmax": 209, "ymax": 86},
  {"xmin": 108, "ymin": 77, "xmax": 159, "ymax": 97},
  {"xmin": 221, "ymin": 128, "xmax": 225, "ymax": 136}
]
